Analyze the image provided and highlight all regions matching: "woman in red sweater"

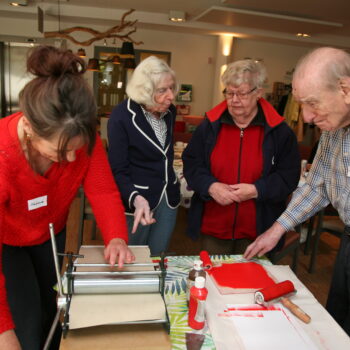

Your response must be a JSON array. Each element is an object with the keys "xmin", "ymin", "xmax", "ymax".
[{"xmin": 0, "ymin": 46, "xmax": 134, "ymax": 350}]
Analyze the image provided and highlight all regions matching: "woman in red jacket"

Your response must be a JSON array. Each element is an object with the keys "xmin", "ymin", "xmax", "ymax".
[
  {"xmin": 182, "ymin": 59, "xmax": 300, "ymax": 255},
  {"xmin": 0, "ymin": 46, "xmax": 134, "ymax": 350}
]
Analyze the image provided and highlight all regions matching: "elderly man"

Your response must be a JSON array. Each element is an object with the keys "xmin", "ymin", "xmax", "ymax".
[{"xmin": 244, "ymin": 47, "xmax": 350, "ymax": 335}]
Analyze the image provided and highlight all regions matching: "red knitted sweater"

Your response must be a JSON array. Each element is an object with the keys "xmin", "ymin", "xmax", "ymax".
[{"xmin": 0, "ymin": 112, "xmax": 128, "ymax": 334}]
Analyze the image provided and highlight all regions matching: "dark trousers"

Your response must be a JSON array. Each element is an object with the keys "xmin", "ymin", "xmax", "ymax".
[
  {"xmin": 200, "ymin": 234, "xmax": 252, "ymax": 255},
  {"xmin": 2, "ymin": 229, "xmax": 66, "ymax": 350},
  {"xmin": 326, "ymin": 230, "xmax": 350, "ymax": 336}
]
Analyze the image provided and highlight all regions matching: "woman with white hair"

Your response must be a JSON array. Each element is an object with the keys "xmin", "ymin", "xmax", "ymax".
[
  {"xmin": 108, "ymin": 56, "xmax": 180, "ymax": 255},
  {"xmin": 182, "ymin": 59, "xmax": 300, "ymax": 255}
]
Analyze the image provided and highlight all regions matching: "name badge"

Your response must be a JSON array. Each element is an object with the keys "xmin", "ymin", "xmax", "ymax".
[{"xmin": 28, "ymin": 195, "xmax": 48, "ymax": 211}]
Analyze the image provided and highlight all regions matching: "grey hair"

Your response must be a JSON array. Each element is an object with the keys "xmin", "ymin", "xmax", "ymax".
[
  {"xmin": 293, "ymin": 47, "xmax": 350, "ymax": 90},
  {"xmin": 221, "ymin": 59, "xmax": 267, "ymax": 88},
  {"xmin": 126, "ymin": 56, "xmax": 177, "ymax": 107}
]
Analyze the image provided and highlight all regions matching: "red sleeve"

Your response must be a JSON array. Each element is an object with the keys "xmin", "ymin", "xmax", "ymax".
[
  {"xmin": 0, "ymin": 169, "xmax": 15, "ymax": 334},
  {"xmin": 82, "ymin": 135, "xmax": 128, "ymax": 245}
]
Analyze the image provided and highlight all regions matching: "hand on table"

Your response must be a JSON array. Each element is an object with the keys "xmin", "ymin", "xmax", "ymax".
[
  {"xmin": 229, "ymin": 183, "xmax": 258, "ymax": 202},
  {"xmin": 208, "ymin": 182, "xmax": 236, "ymax": 206},
  {"xmin": 243, "ymin": 222, "xmax": 286, "ymax": 259},
  {"xmin": 132, "ymin": 195, "xmax": 156, "ymax": 233},
  {"xmin": 104, "ymin": 238, "xmax": 135, "ymax": 268}
]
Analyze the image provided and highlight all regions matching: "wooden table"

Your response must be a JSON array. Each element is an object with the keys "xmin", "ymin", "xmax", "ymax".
[
  {"xmin": 60, "ymin": 255, "xmax": 350, "ymax": 349},
  {"xmin": 60, "ymin": 323, "xmax": 171, "ymax": 350}
]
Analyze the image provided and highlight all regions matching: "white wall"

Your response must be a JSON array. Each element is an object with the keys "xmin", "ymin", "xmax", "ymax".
[
  {"xmin": 0, "ymin": 16, "xmax": 217, "ymax": 116},
  {"xmin": 232, "ymin": 38, "xmax": 311, "ymax": 93},
  {"xmin": 0, "ymin": 16, "xmax": 314, "ymax": 114},
  {"xmin": 122, "ymin": 28, "xmax": 217, "ymax": 116}
]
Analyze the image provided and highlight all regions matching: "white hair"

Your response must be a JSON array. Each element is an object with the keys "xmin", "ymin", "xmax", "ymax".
[
  {"xmin": 293, "ymin": 47, "xmax": 350, "ymax": 90},
  {"xmin": 221, "ymin": 59, "xmax": 267, "ymax": 88},
  {"xmin": 126, "ymin": 56, "xmax": 177, "ymax": 107}
]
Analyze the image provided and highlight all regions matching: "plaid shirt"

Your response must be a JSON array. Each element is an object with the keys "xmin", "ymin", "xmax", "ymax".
[
  {"xmin": 278, "ymin": 127, "xmax": 350, "ymax": 230},
  {"xmin": 141, "ymin": 106, "xmax": 168, "ymax": 148}
]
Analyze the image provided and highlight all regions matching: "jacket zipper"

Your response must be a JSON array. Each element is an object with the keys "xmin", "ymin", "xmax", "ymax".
[{"xmin": 232, "ymin": 128, "xmax": 244, "ymax": 239}]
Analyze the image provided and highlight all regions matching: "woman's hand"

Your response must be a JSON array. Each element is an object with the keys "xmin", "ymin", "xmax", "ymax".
[
  {"xmin": 104, "ymin": 238, "xmax": 135, "ymax": 268},
  {"xmin": 0, "ymin": 330, "xmax": 21, "ymax": 350},
  {"xmin": 208, "ymin": 182, "xmax": 236, "ymax": 206},
  {"xmin": 229, "ymin": 183, "xmax": 258, "ymax": 202},
  {"xmin": 243, "ymin": 222, "xmax": 286, "ymax": 259},
  {"xmin": 132, "ymin": 195, "xmax": 156, "ymax": 233}
]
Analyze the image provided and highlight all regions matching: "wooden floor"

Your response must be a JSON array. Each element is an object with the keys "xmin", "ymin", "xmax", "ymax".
[{"xmin": 66, "ymin": 199, "xmax": 340, "ymax": 308}]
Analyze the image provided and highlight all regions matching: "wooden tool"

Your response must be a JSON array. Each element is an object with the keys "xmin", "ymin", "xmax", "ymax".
[
  {"xmin": 255, "ymin": 280, "xmax": 311, "ymax": 324},
  {"xmin": 280, "ymin": 297, "xmax": 311, "ymax": 324}
]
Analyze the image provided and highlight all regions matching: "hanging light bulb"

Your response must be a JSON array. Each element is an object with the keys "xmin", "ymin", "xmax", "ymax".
[
  {"xmin": 77, "ymin": 48, "xmax": 86, "ymax": 58},
  {"xmin": 104, "ymin": 39, "xmax": 107, "ymax": 46},
  {"xmin": 119, "ymin": 42, "xmax": 135, "ymax": 58},
  {"xmin": 87, "ymin": 58, "xmax": 101, "ymax": 72},
  {"xmin": 9, "ymin": 1, "xmax": 28, "ymax": 6},
  {"xmin": 124, "ymin": 58, "xmax": 136, "ymax": 69},
  {"xmin": 112, "ymin": 55, "xmax": 121, "ymax": 65}
]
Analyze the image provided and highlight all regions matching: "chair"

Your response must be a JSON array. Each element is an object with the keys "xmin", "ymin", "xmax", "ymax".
[
  {"xmin": 308, "ymin": 207, "xmax": 343, "ymax": 273},
  {"xmin": 173, "ymin": 131, "xmax": 193, "ymax": 143},
  {"xmin": 269, "ymin": 230, "xmax": 300, "ymax": 273},
  {"xmin": 298, "ymin": 143, "xmax": 312, "ymax": 162},
  {"xmin": 77, "ymin": 188, "xmax": 97, "ymax": 252}
]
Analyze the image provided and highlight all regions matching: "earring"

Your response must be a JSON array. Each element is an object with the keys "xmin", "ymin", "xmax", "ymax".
[{"xmin": 25, "ymin": 132, "xmax": 32, "ymax": 142}]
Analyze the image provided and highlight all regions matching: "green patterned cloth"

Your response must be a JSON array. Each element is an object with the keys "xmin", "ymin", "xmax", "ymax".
[{"xmin": 164, "ymin": 255, "xmax": 271, "ymax": 350}]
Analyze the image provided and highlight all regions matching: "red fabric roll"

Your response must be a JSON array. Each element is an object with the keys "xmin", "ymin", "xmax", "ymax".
[
  {"xmin": 258, "ymin": 280, "xmax": 295, "ymax": 302},
  {"xmin": 199, "ymin": 250, "xmax": 213, "ymax": 270}
]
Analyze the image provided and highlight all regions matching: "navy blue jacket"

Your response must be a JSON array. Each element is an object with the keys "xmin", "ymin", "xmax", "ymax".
[
  {"xmin": 182, "ymin": 99, "xmax": 300, "ymax": 251},
  {"xmin": 108, "ymin": 98, "xmax": 180, "ymax": 213}
]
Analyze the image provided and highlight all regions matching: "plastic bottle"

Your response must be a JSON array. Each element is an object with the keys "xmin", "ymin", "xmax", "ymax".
[
  {"xmin": 186, "ymin": 260, "xmax": 206, "ymax": 303},
  {"xmin": 188, "ymin": 276, "xmax": 208, "ymax": 330}
]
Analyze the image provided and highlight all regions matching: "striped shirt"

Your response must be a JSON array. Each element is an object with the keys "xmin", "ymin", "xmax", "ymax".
[
  {"xmin": 278, "ymin": 127, "xmax": 350, "ymax": 230},
  {"xmin": 141, "ymin": 106, "xmax": 168, "ymax": 148}
]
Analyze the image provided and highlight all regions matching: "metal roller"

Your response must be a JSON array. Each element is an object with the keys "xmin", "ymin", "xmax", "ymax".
[{"xmin": 73, "ymin": 275, "xmax": 160, "ymax": 294}]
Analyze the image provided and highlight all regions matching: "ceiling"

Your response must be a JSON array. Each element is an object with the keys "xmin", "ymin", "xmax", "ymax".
[{"xmin": 1, "ymin": 0, "xmax": 350, "ymax": 48}]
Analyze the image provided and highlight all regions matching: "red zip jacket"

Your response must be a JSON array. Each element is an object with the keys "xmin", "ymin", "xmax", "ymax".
[
  {"xmin": 183, "ymin": 98, "xmax": 300, "ymax": 244},
  {"xmin": 201, "ymin": 119, "xmax": 264, "ymax": 239}
]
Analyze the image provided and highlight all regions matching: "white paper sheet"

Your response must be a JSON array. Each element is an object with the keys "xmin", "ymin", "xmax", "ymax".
[
  {"xmin": 224, "ymin": 304, "xmax": 317, "ymax": 350},
  {"xmin": 205, "ymin": 264, "xmax": 350, "ymax": 350}
]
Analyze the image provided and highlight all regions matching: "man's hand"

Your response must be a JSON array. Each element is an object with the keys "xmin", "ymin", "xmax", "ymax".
[
  {"xmin": 132, "ymin": 195, "xmax": 156, "ymax": 233},
  {"xmin": 104, "ymin": 238, "xmax": 135, "ymax": 268},
  {"xmin": 229, "ymin": 183, "xmax": 258, "ymax": 202},
  {"xmin": 0, "ymin": 330, "xmax": 21, "ymax": 350},
  {"xmin": 243, "ymin": 222, "xmax": 286, "ymax": 259},
  {"xmin": 208, "ymin": 182, "xmax": 236, "ymax": 206}
]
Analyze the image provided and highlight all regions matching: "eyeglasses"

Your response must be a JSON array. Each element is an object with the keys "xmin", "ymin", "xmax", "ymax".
[
  {"xmin": 223, "ymin": 87, "xmax": 257, "ymax": 100},
  {"xmin": 155, "ymin": 86, "xmax": 175, "ymax": 96}
]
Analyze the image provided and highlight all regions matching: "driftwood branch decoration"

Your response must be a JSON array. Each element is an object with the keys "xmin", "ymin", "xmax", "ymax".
[{"xmin": 44, "ymin": 8, "xmax": 143, "ymax": 46}]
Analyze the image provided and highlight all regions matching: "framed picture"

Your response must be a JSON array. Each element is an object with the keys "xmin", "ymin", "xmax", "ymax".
[
  {"xmin": 177, "ymin": 84, "xmax": 192, "ymax": 102},
  {"xmin": 136, "ymin": 49, "xmax": 171, "ymax": 65},
  {"xmin": 176, "ymin": 104, "xmax": 191, "ymax": 115}
]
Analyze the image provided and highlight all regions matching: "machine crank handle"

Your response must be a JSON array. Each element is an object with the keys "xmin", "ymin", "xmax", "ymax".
[{"xmin": 42, "ymin": 306, "xmax": 63, "ymax": 350}]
